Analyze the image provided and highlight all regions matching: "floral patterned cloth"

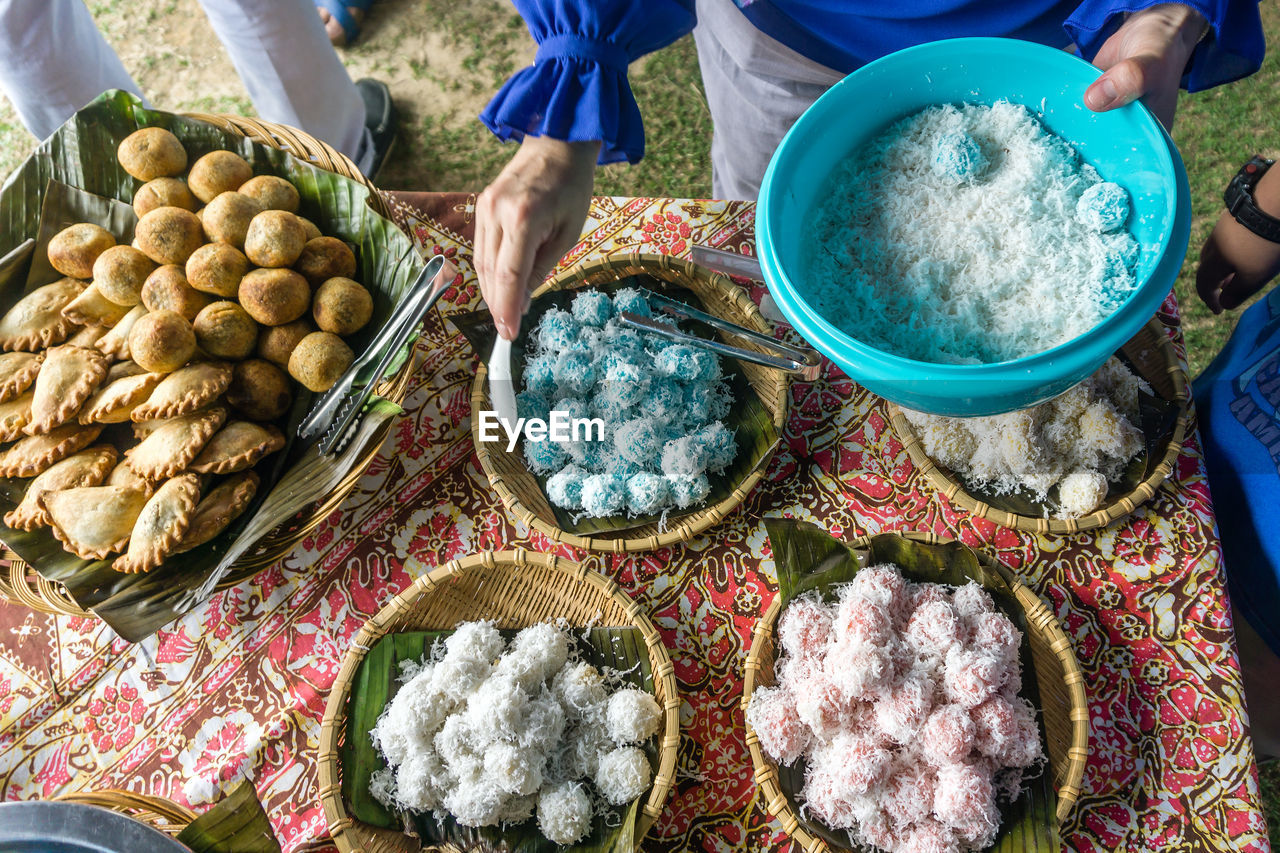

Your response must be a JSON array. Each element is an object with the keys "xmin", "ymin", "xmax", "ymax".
[{"xmin": 0, "ymin": 194, "xmax": 1268, "ymax": 853}]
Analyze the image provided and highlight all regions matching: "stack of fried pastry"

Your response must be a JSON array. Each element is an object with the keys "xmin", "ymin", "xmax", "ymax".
[{"xmin": 0, "ymin": 126, "xmax": 375, "ymax": 573}]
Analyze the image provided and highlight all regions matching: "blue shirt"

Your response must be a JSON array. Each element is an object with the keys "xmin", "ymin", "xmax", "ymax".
[
  {"xmin": 480, "ymin": 0, "xmax": 1265, "ymax": 164},
  {"xmin": 1194, "ymin": 287, "xmax": 1280, "ymax": 657}
]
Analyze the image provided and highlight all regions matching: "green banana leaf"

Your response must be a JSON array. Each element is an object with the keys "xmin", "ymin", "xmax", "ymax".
[
  {"xmin": 0, "ymin": 90, "xmax": 425, "ymax": 642},
  {"xmin": 342, "ymin": 627, "xmax": 655, "ymax": 853},
  {"xmin": 176, "ymin": 779, "xmax": 282, "ymax": 853},
  {"xmin": 762, "ymin": 519, "xmax": 1060, "ymax": 853},
  {"xmin": 452, "ymin": 275, "xmax": 781, "ymax": 537}
]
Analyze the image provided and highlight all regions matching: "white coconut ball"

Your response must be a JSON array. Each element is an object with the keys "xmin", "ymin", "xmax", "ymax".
[
  {"xmin": 434, "ymin": 713, "xmax": 481, "ymax": 771},
  {"xmin": 552, "ymin": 722, "xmax": 613, "ymax": 782},
  {"xmin": 465, "ymin": 673, "xmax": 531, "ymax": 746},
  {"xmin": 497, "ymin": 793, "xmax": 537, "ymax": 824},
  {"xmin": 552, "ymin": 660, "xmax": 608, "ymax": 717},
  {"xmin": 443, "ymin": 619, "xmax": 505, "ymax": 663},
  {"xmin": 537, "ymin": 782, "xmax": 592, "ymax": 845},
  {"xmin": 485, "ymin": 740, "xmax": 543, "ymax": 796},
  {"xmin": 431, "ymin": 655, "xmax": 491, "ymax": 696},
  {"xmin": 370, "ymin": 666, "xmax": 447, "ymax": 765},
  {"xmin": 605, "ymin": 688, "xmax": 663, "ymax": 745},
  {"xmin": 443, "ymin": 776, "xmax": 508, "ymax": 827},
  {"xmin": 394, "ymin": 748, "xmax": 448, "ymax": 813},
  {"xmin": 1058, "ymin": 468, "xmax": 1109, "ymax": 517},
  {"xmin": 495, "ymin": 622, "xmax": 571, "ymax": 690},
  {"xmin": 594, "ymin": 746, "xmax": 652, "ymax": 805},
  {"xmin": 518, "ymin": 689, "xmax": 568, "ymax": 755}
]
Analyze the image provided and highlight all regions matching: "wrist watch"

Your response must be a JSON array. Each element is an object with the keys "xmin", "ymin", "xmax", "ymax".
[{"xmin": 1224, "ymin": 155, "xmax": 1280, "ymax": 244}]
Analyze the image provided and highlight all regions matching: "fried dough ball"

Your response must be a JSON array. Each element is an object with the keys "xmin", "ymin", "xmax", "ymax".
[
  {"xmin": 201, "ymin": 191, "xmax": 264, "ymax": 248},
  {"xmin": 239, "ymin": 268, "xmax": 311, "ymax": 326},
  {"xmin": 117, "ymin": 127, "xmax": 187, "ymax": 181},
  {"xmin": 92, "ymin": 245, "xmax": 155, "ymax": 306},
  {"xmin": 128, "ymin": 309, "xmax": 197, "ymax": 373},
  {"xmin": 135, "ymin": 206, "xmax": 204, "ymax": 265},
  {"xmin": 49, "ymin": 223, "xmax": 115, "ymax": 279},
  {"xmin": 295, "ymin": 216, "xmax": 323, "ymax": 242},
  {"xmin": 141, "ymin": 265, "xmax": 212, "ymax": 320},
  {"xmin": 227, "ymin": 359, "xmax": 292, "ymax": 420},
  {"xmin": 133, "ymin": 177, "xmax": 197, "ymax": 217},
  {"xmin": 313, "ymin": 277, "xmax": 372, "ymax": 335},
  {"xmin": 289, "ymin": 331, "xmax": 353, "ymax": 392},
  {"xmin": 257, "ymin": 319, "xmax": 313, "ymax": 368},
  {"xmin": 243, "ymin": 210, "xmax": 307, "ymax": 268},
  {"xmin": 294, "ymin": 236, "xmax": 356, "ymax": 287},
  {"xmin": 187, "ymin": 151, "xmax": 253, "ymax": 203},
  {"xmin": 193, "ymin": 301, "xmax": 259, "ymax": 360},
  {"xmin": 186, "ymin": 243, "xmax": 249, "ymax": 298},
  {"xmin": 238, "ymin": 175, "xmax": 299, "ymax": 212}
]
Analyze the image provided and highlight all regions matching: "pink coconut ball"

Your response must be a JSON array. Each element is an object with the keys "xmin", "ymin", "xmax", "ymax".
[
  {"xmin": 852, "ymin": 802, "xmax": 898, "ymax": 852},
  {"xmin": 951, "ymin": 581, "xmax": 995, "ymax": 623},
  {"xmin": 833, "ymin": 593, "xmax": 893, "ymax": 646},
  {"xmin": 970, "ymin": 695, "xmax": 1019, "ymax": 759},
  {"xmin": 744, "ymin": 684, "xmax": 811, "ymax": 766},
  {"xmin": 998, "ymin": 697, "xmax": 1044, "ymax": 768},
  {"xmin": 905, "ymin": 598, "xmax": 963, "ymax": 659},
  {"xmin": 969, "ymin": 610, "xmax": 1022, "ymax": 663},
  {"xmin": 778, "ymin": 593, "xmax": 834, "ymax": 660},
  {"xmin": 823, "ymin": 637, "xmax": 894, "ymax": 704},
  {"xmin": 800, "ymin": 764, "xmax": 857, "ymax": 830},
  {"xmin": 920, "ymin": 704, "xmax": 976, "ymax": 765},
  {"xmin": 933, "ymin": 762, "xmax": 1000, "ymax": 848},
  {"xmin": 904, "ymin": 818, "xmax": 963, "ymax": 853},
  {"xmin": 790, "ymin": 663, "xmax": 847, "ymax": 739},
  {"xmin": 910, "ymin": 583, "xmax": 951, "ymax": 611},
  {"xmin": 881, "ymin": 762, "xmax": 936, "ymax": 830},
  {"xmin": 874, "ymin": 671, "xmax": 936, "ymax": 744},
  {"xmin": 942, "ymin": 646, "xmax": 1005, "ymax": 709},
  {"xmin": 810, "ymin": 731, "xmax": 892, "ymax": 794},
  {"xmin": 845, "ymin": 563, "xmax": 909, "ymax": 613}
]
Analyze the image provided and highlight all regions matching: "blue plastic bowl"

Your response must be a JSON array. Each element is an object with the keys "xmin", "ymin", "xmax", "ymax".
[{"xmin": 756, "ymin": 37, "xmax": 1190, "ymax": 416}]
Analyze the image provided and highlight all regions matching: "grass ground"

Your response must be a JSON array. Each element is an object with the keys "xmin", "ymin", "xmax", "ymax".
[{"xmin": 0, "ymin": 1, "xmax": 1275, "ymax": 845}]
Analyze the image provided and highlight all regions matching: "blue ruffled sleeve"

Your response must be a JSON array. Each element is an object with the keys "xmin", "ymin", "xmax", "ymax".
[
  {"xmin": 480, "ymin": 0, "xmax": 696, "ymax": 165},
  {"xmin": 1065, "ymin": 0, "xmax": 1264, "ymax": 92}
]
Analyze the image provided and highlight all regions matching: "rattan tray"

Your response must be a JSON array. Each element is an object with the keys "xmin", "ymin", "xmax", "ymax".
[
  {"xmin": 470, "ymin": 253, "xmax": 789, "ymax": 553},
  {"xmin": 889, "ymin": 317, "xmax": 1189, "ymax": 534},
  {"xmin": 742, "ymin": 531, "xmax": 1089, "ymax": 850},
  {"xmin": 317, "ymin": 549, "xmax": 682, "ymax": 852},
  {"xmin": 0, "ymin": 112, "xmax": 413, "ymax": 618},
  {"xmin": 55, "ymin": 790, "xmax": 196, "ymax": 836}
]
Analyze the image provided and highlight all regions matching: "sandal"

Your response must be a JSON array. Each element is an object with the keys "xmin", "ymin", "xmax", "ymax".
[{"xmin": 317, "ymin": 0, "xmax": 375, "ymax": 46}]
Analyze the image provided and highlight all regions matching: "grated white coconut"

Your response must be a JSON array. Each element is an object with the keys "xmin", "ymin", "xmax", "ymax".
[
  {"xmin": 485, "ymin": 740, "xmax": 544, "ymax": 796},
  {"xmin": 552, "ymin": 660, "xmax": 609, "ymax": 717},
  {"xmin": 464, "ymin": 673, "xmax": 531, "ymax": 746},
  {"xmin": 494, "ymin": 622, "xmax": 571, "ymax": 690},
  {"xmin": 443, "ymin": 619, "xmax": 505, "ymax": 664},
  {"xmin": 594, "ymin": 746, "xmax": 653, "ymax": 805},
  {"xmin": 537, "ymin": 782, "xmax": 593, "ymax": 845},
  {"xmin": 605, "ymin": 688, "xmax": 663, "ymax": 745}
]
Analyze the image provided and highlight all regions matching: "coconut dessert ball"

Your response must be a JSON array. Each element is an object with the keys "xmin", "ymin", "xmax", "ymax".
[
  {"xmin": 625, "ymin": 471, "xmax": 670, "ymax": 514},
  {"xmin": 611, "ymin": 287, "xmax": 650, "ymax": 318},
  {"xmin": 49, "ymin": 223, "xmax": 115, "ymax": 279},
  {"xmin": 535, "ymin": 308, "xmax": 578, "ymax": 354},
  {"xmin": 874, "ymin": 671, "xmax": 935, "ymax": 745},
  {"xmin": 431, "ymin": 655, "xmax": 492, "ymax": 698},
  {"xmin": 613, "ymin": 418, "xmax": 661, "ymax": 467},
  {"xmin": 606, "ymin": 687, "xmax": 662, "ymax": 745},
  {"xmin": 133, "ymin": 177, "xmax": 197, "ymax": 217},
  {"xmin": 257, "ymin": 319, "xmax": 313, "ymax": 367},
  {"xmin": 919, "ymin": 704, "xmax": 976, "ymax": 765},
  {"xmin": 465, "ymin": 673, "xmax": 531, "ymax": 745},
  {"xmin": 92, "ymin": 245, "xmax": 155, "ymax": 306},
  {"xmin": 518, "ymin": 690, "xmax": 568, "ymax": 756},
  {"xmin": 135, "ymin": 206, "xmax": 204, "ymax": 265},
  {"xmin": 933, "ymin": 762, "xmax": 999, "ymax": 847},
  {"xmin": 601, "ymin": 360, "xmax": 648, "ymax": 409},
  {"xmin": 595, "ymin": 746, "xmax": 651, "ymax": 805},
  {"xmin": 547, "ymin": 464, "xmax": 588, "ymax": 509},
  {"xmin": 239, "ymin": 268, "xmax": 311, "ymax": 326},
  {"xmin": 142, "ymin": 265, "xmax": 212, "ymax": 320},
  {"xmin": 313, "ymin": 277, "xmax": 373, "ymax": 335},
  {"xmin": 667, "ymin": 473, "xmax": 711, "ymax": 509},
  {"xmin": 538, "ymin": 782, "xmax": 591, "ymax": 845},
  {"xmin": 244, "ymin": 210, "xmax": 308, "ymax": 268},
  {"xmin": 226, "ymin": 359, "xmax": 292, "ymax": 421},
  {"xmin": 1058, "ymin": 468, "xmax": 1109, "ymax": 518},
  {"xmin": 485, "ymin": 740, "xmax": 543, "ymax": 796},
  {"xmin": 525, "ymin": 435, "xmax": 569, "ymax": 475},
  {"xmin": 371, "ymin": 665, "xmax": 443, "ymax": 765},
  {"xmin": 660, "ymin": 435, "xmax": 707, "ymax": 480},
  {"xmin": 693, "ymin": 422, "xmax": 737, "ymax": 471},
  {"xmin": 186, "ymin": 242, "xmax": 250, "ymax": 298},
  {"xmin": 444, "ymin": 619, "xmax": 505, "ymax": 663},
  {"xmin": 288, "ymin": 331, "xmax": 353, "ymax": 391},
  {"xmin": 931, "ymin": 130, "xmax": 988, "ymax": 183},
  {"xmin": 495, "ymin": 622, "xmax": 570, "ymax": 690},
  {"xmin": 571, "ymin": 290, "xmax": 612, "ymax": 326},
  {"xmin": 128, "ymin": 309, "xmax": 196, "ymax": 373},
  {"xmin": 554, "ymin": 349, "xmax": 597, "ymax": 395},
  {"xmin": 581, "ymin": 473, "xmax": 625, "ymax": 517},
  {"xmin": 552, "ymin": 661, "xmax": 608, "ymax": 717},
  {"xmin": 194, "ymin": 300, "xmax": 259, "ymax": 360},
  {"xmin": 117, "ymin": 127, "xmax": 187, "ymax": 181},
  {"xmin": 201, "ymin": 191, "xmax": 264, "ymax": 248},
  {"xmin": 1077, "ymin": 181, "xmax": 1130, "ymax": 233},
  {"xmin": 443, "ymin": 778, "xmax": 507, "ymax": 827},
  {"xmin": 393, "ymin": 749, "xmax": 447, "ymax": 813},
  {"xmin": 187, "ymin": 150, "xmax": 253, "ymax": 203},
  {"xmin": 778, "ymin": 593, "xmax": 833, "ymax": 661},
  {"xmin": 745, "ymin": 684, "xmax": 810, "ymax": 765},
  {"xmin": 294, "ymin": 236, "xmax": 357, "ymax": 287},
  {"xmin": 238, "ymin": 174, "xmax": 299, "ymax": 212}
]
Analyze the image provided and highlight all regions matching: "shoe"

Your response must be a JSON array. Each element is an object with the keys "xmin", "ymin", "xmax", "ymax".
[{"xmin": 355, "ymin": 78, "xmax": 396, "ymax": 181}]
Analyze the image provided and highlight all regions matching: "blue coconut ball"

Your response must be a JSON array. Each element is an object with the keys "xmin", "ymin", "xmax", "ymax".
[
  {"xmin": 640, "ymin": 378, "xmax": 685, "ymax": 422},
  {"xmin": 611, "ymin": 288, "xmax": 651, "ymax": 319},
  {"xmin": 606, "ymin": 455, "xmax": 642, "ymax": 482},
  {"xmin": 554, "ymin": 349, "xmax": 598, "ymax": 396},
  {"xmin": 514, "ymin": 389, "xmax": 548, "ymax": 421},
  {"xmin": 1076, "ymin": 181, "xmax": 1130, "ymax": 233},
  {"xmin": 661, "ymin": 435, "xmax": 708, "ymax": 479},
  {"xmin": 524, "ymin": 435, "xmax": 569, "ymax": 475},
  {"xmin": 571, "ymin": 290, "xmax": 612, "ymax": 327},
  {"xmin": 668, "ymin": 473, "xmax": 712, "ymax": 509},
  {"xmin": 602, "ymin": 360, "xmax": 649, "ymax": 409},
  {"xmin": 523, "ymin": 355, "xmax": 558, "ymax": 396},
  {"xmin": 655, "ymin": 345, "xmax": 702, "ymax": 381},
  {"xmin": 690, "ymin": 349, "xmax": 723, "ymax": 383},
  {"xmin": 613, "ymin": 418, "xmax": 662, "ymax": 467},
  {"xmin": 602, "ymin": 326, "xmax": 648, "ymax": 361},
  {"xmin": 626, "ymin": 471, "xmax": 671, "ymax": 514},
  {"xmin": 551, "ymin": 397, "xmax": 591, "ymax": 423},
  {"xmin": 694, "ymin": 422, "xmax": 738, "ymax": 472},
  {"xmin": 931, "ymin": 130, "xmax": 989, "ymax": 183},
  {"xmin": 686, "ymin": 383, "xmax": 731, "ymax": 423},
  {"xmin": 581, "ymin": 473, "xmax": 626, "ymax": 517},
  {"xmin": 547, "ymin": 464, "xmax": 588, "ymax": 509},
  {"xmin": 536, "ymin": 308, "xmax": 579, "ymax": 354}
]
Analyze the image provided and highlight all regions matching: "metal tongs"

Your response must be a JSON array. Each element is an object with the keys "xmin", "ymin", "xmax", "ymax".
[
  {"xmin": 617, "ymin": 288, "xmax": 822, "ymax": 381},
  {"xmin": 298, "ymin": 254, "xmax": 450, "ymax": 454}
]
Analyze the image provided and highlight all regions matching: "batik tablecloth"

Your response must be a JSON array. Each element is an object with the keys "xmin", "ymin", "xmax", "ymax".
[{"xmin": 0, "ymin": 195, "xmax": 1267, "ymax": 853}]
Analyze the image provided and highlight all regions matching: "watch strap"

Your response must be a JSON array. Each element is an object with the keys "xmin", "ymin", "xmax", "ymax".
[{"xmin": 1226, "ymin": 157, "xmax": 1280, "ymax": 244}]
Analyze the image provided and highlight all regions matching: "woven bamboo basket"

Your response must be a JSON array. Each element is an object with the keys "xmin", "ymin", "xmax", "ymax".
[
  {"xmin": 56, "ymin": 789, "xmax": 196, "ymax": 836},
  {"xmin": 470, "ymin": 254, "xmax": 789, "ymax": 552},
  {"xmin": 317, "ymin": 549, "xmax": 682, "ymax": 852},
  {"xmin": 0, "ymin": 112, "xmax": 414, "ymax": 617},
  {"xmin": 889, "ymin": 316, "xmax": 1190, "ymax": 534},
  {"xmin": 742, "ymin": 531, "xmax": 1089, "ymax": 850}
]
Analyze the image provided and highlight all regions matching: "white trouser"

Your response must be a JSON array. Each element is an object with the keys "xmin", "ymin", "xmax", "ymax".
[
  {"xmin": 0, "ymin": 0, "xmax": 371, "ymax": 171},
  {"xmin": 692, "ymin": 0, "xmax": 845, "ymax": 201}
]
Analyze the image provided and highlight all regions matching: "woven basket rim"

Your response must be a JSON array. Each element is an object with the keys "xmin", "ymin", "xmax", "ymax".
[
  {"xmin": 470, "ymin": 253, "xmax": 789, "ymax": 553},
  {"xmin": 741, "ymin": 530, "xmax": 1088, "ymax": 852},
  {"xmin": 316, "ymin": 548, "xmax": 682, "ymax": 853},
  {"xmin": 889, "ymin": 316, "xmax": 1190, "ymax": 535},
  {"xmin": 55, "ymin": 789, "xmax": 196, "ymax": 835},
  {"xmin": 0, "ymin": 110, "xmax": 409, "ymax": 619}
]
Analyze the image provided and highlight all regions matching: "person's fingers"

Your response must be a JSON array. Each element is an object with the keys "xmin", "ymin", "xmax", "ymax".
[
  {"xmin": 1220, "ymin": 268, "xmax": 1271, "ymax": 312},
  {"xmin": 1085, "ymin": 57, "xmax": 1148, "ymax": 113},
  {"xmin": 491, "ymin": 215, "xmax": 538, "ymax": 341},
  {"xmin": 1195, "ymin": 234, "xmax": 1230, "ymax": 314},
  {"xmin": 474, "ymin": 190, "xmax": 496, "ymax": 313}
]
